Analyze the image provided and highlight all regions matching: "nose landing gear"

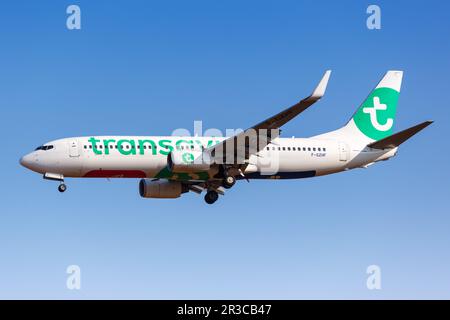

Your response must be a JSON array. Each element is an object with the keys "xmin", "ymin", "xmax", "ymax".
[
  {"xmin": 43, "ymin": 173, "xmax": 67, "ymax": 193},
  {"xmin": 58, "ymin": 183, "xmax": 67, "ymax": 193}
]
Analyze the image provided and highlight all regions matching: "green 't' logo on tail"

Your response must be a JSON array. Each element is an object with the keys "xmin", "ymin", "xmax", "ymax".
[{"xmin": 353, "ymin": 87, "xmax": 399, "ymax": 140}]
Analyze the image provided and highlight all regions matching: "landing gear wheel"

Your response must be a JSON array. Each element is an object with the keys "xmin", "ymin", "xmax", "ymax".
[
  {"xmin": 204, "ymin": 190, "xmax": 219, "ymax": 204},
  {"xmin": 223, "ymin": 175, "xmax": 236, "ymax": 189},
  {"xmin": 58, "ymin": 183, "xmax": 67, "ymax": 193}
]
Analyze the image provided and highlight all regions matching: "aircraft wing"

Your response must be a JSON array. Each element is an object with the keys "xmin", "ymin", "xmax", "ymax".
[
  {"xmin": 248, "ymin": 70, "xmax": 331, "ymax": 132},
  {"xmin": 206, "ymin": 70, "xmax": 331, "ymax": 168}
]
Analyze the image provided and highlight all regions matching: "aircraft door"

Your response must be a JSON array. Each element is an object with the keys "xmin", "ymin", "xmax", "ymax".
[
  {"xmin": 338, "ymin": 142, "xmax": 349, "ymax": 161},
  {"xmin": 69, "ymin": 139, "xmax": 80, "ymax": 157}
]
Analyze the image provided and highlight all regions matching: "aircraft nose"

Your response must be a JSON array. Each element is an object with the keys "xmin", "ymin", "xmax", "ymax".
[{"xmin": 20, "ymin": 153, "xmax": 34, "ymax": 169}]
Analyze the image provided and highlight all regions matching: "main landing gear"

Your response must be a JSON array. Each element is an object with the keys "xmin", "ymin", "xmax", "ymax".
[
  {"xmin": 222, "ymin": 175, "xmax": 236, "ymax": 189},
  {"xmin": 203, "ymin": 172, "xmax": 236, "ymax": 204},
  {"xmin": 204, "ymin": 190, "xmax": 219, "ymax": 204}
]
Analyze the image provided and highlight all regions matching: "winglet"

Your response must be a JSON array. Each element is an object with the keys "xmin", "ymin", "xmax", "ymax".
[
  {"xmin": 310, "ymin": 70, "xmax": 331, "ymax": 100},
  {"xmin": 367, "ymin": 120, "xmax": 433, "ymax": 150}
]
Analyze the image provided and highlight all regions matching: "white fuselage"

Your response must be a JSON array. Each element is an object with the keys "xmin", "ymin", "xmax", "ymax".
[{"xmin": 19, "ymin": 135, "xmax": 397, "ymax": 181}]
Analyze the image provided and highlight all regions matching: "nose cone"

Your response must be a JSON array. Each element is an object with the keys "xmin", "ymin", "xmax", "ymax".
[{"xmin": 20, "ymin": 153, "xmax": 34, "ymax": 170}]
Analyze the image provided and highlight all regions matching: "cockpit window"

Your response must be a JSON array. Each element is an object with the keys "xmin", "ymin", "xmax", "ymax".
[{"xmin": 35, "ymin": 145, "xmax": 54, "ymax": 151}]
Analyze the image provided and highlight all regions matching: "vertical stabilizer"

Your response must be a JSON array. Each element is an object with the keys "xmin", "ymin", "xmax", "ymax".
[{"xmin": 314, "ymin": 71, "xmax": 403, "ymax": 146}]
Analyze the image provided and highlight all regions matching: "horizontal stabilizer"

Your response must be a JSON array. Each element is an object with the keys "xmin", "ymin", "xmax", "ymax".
[{"xmin": 367, "ymin": 120, "xmax": 433, "ymax": 149}]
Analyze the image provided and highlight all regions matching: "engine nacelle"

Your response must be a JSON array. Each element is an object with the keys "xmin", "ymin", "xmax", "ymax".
[
  {"xmin": 167, "ymin": 150, "xmax": 211, "ymax": 173},
  {"xmin": 139, "ymin": 179, "xmax": 188, "ymax": 198}
]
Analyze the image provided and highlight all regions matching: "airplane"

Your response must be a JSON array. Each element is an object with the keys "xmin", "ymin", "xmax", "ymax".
[{"xmin": 20, "ymin": 70, "xmax": 432, "ymax": 204}]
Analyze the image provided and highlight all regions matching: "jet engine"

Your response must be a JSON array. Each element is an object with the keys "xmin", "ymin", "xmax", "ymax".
[
  {"xmin": 139, "ymin": 179, "xmax": 188, "ymax": 198},
  {"xmin": 167, "ymin": 150, "xmax": 211, "ymax": 173}
]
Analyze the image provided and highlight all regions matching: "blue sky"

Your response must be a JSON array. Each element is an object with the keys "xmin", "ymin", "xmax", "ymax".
[{"xmin": 0, "ymin": 0, "xmax": 449, "ymax": 299}]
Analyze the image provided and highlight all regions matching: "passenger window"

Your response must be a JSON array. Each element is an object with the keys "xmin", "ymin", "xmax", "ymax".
[
  {"xmin": 308, "ymin": 147, "xmax": 311, "ymax": 151},
  {"xmin": 287, "ymin": 147, "xmax": 291, "ymax": 151},
  {"xmin": 313, "ymin": 147, "xmax": 316, "ymax": 151},
  {"xmin": 282, "ymin": 147, "xmax": 286, "ymax": 151},
  {"xmin": 323, "ymin": 147, "xmax": 326, "ymax": 151}
]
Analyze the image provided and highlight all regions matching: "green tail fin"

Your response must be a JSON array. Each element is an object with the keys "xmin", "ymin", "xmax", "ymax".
[{"xmin": 351, "ymin": 70, "xmax": 403, "ymax": 140}]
